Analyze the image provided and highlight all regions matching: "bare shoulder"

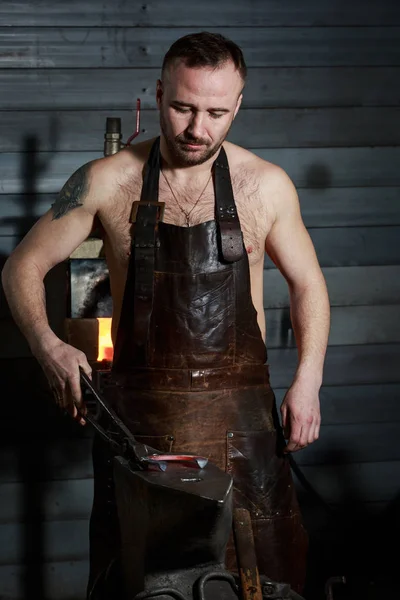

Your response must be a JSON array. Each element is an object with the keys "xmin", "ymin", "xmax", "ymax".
[
  {"xmin": 48, "ymin": 139, "xmax": 153, "ymax": 225},
  {"xmin": 88, "ymin": 138, "xmax": 154, "ymax": 199},
  {"xmin": 223, "ymin": 142, "xmax": 298, "ymax": 222},
  {"xmin": 114, "ymin": 137, "xmax": 155, "ymax": 171},
  {"xmin": 223, "ymin": 141, "xmax": 290, "ymax": 186}
]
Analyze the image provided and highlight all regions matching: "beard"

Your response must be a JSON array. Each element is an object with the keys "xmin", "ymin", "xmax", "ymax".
[{"xmin": 160, "ymin": 108, "xmax": 231, "ymax": 167}]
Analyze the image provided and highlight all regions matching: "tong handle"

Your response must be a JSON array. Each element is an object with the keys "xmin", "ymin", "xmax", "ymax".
[
  {"xmin": 79, "ymin": 368, "xmax": 149, "ymax": 463},
  {"xmin": 79, "ymin": 369, "xmax": 133, "ymax": 438}
]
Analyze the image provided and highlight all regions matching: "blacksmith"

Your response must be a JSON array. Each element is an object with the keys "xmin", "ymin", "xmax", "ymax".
[{"xmin": 2, "ymin": 32, "xmax": 330, "ymax": 597}]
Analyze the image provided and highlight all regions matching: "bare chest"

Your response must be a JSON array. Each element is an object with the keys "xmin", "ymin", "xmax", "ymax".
[{"xmin": 101, "ymin": 172, "xmax": 271, "ymax": 268}]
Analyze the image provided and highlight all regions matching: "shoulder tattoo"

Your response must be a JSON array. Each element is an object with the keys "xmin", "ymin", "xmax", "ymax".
[{"xmin": 51, "ymin": 164, "xmax": 91, "ymax": 220}]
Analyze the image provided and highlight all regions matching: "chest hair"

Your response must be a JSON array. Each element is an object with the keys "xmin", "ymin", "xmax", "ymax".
[{"xmin": 101, "ymin": 167, "xmax": 269, "ymax": 266}]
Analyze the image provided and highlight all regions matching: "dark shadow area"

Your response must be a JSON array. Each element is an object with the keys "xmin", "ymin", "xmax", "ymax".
[
  {"xmin": 304, "ymin": 163, "xmax": 332, "ymax": 189},
  {"xmin": 281, "ymin": 159, "xmax": 400, "ymax": 599},
  {"xmin": 0, "ymin": 134, "xmax": 48, "ymax": 600},
  {"xmin": 17, "ymin": 133, "xmax": 51, "ymax": 600},
  {"xmin": 0, "ymin": 129, "xmax": 91, "ymax": 599},
  {"xmin": 1, "ymin": 134, "xmax": 45, "ymax": 599},
  {"xmin": 297, "ymin": 446, "xmax": 400, "ymax": 600}
]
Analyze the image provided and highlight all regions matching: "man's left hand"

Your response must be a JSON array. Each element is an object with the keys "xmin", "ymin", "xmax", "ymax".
[{"xmin": 280, "ymin": 379, "xmax": 321, "ymax": 453}]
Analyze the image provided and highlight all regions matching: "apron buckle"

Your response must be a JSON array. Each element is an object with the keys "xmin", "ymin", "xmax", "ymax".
[{"xmin": 130, "ymin": 201, "xmax": 165, "ymax": 223}]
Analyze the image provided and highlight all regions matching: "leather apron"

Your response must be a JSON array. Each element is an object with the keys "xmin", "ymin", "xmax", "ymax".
[{"xmin": 88, "ymin": 138, "xmax": 308, "ymax": 596}]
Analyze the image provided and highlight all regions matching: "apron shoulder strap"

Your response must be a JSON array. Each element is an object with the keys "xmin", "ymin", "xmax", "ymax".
[
  {"xmin": 131, "ymin": 137, "xmax": 164, "ymax": 362},
  {"xmin": 114, "ymin": 137, "xmax": 163, "ymax": 368},
  {"xmin": 213, "ymin": 147, "xmax": 244, "ymax": 263}
]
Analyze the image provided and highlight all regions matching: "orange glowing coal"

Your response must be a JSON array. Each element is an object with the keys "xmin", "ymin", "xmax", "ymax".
[{"xmin": 97, "ymin": 318, "xmax": 113, "ymax": 362}]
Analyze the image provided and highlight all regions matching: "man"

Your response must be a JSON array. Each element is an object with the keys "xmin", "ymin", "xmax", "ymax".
[{"xmin": 2, "ymin": 32, "xmax": 330, "ymax": 597}]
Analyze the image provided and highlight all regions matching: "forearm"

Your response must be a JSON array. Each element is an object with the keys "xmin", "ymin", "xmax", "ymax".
[
  {"xmin": 289, "ymin": 274, "xmax": 330, "ymax": 387},
  {"xmin": 1, "ymin": 258, "xmax": 59, "ymax": 355}
]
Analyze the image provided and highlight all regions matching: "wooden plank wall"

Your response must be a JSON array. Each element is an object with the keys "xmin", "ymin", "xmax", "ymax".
[{"xmin": 0, "ymin": 1, "xmax": 400, "ymax": 598}]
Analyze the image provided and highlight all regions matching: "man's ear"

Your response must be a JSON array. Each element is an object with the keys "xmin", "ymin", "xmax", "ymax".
[
  {"xmin": 156, "ymin": 79, "xmax": 163, "ymax": 109},
  {"xmin": 233, "ymin": 93, "xmax": 243, "ymax": 119}
]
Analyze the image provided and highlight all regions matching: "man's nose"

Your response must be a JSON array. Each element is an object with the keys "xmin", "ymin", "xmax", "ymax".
[{"xmin": 187, "ymin": 113, "xmax": 205, "ymax": 139}]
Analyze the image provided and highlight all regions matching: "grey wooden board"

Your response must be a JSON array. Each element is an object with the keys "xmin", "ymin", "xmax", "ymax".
[
  {"xmin": 1, "ymin": 67, "xmax": 400, "ymax": 110},
  {"xmin": 2, "ymin": 108, "xmax": 400, "ymax": 151},
  {"xmin": 295, "ymin": 422, "xmax": 400, "ymax": 466},
  {"xmin": 0, "ymin": 559, "xmax": 88, "ymax": 599},
  {"xmin": 1, "ymin": 460, "xmax": 399, "ymax": 525},
  {"xmin": 0, "ymin": 520, "xmax": 89, "ymax": 565},
  {"xmin": 274, "ymin": 383, "xmax": 400, "ymax": 426},
  {"xmin": 2, "ymin": 148, "xmax": 400, "ymax": 194},
  {"xmin": 263, "ymin": 266, "xmax": 400, "ymax": 308},
  {"xmin": 264, "ymin": 305, "xmax": 400, "ymax": 348},
  {"xmin": 0, "ymin": 438, "xmax": 94, "ymax": 484},
  {"xmin": 263, "ymin": 225, "xmax": 400, "ymax": 268},
  {"xmin": 267, "ymin": 344, "xmax": 400, "ymax": 388},
  {"xmin": 1, "ymin": 187, "xmax": 400, "ymax": 234},
  {"xmin": 298, "ymin": 501, "xmax": 389, "ymax": 538},
  {"xmin": 0, "ymin": 196, "xmax": 52, "ymax": 233},
  {"xmin": 297, "ymin": 187, "xmax": 400, "ymax": 227},
  {"xmin": 2, "ymin": 420, "xmax": 400, "ymax": 485},
  {"xmin": 0, "ymin": 152, "xmax": 104, "ymax": 195},
  {"xmin": 2, "ymin": 27, "xmax": 400, "ymax": 69},
  {"xmin": 302, "ymin": 226, "xmax": 400, "ymax": 267},
  {"xmin": 267, "ymin": 226, "xmax": 400, "ymax": 268},
  {"xmin": 254, "ymin": 148, "xmax": 400, "ymax": 188},
  {"xmin": 0, "ymin": 478, "xmax": 93, "ymax": 523},
  {"xmin": 294, "ymin": 461, "xmax": 400, "ymax": 504},
  {"xmin": 1, "ymin": 0, "xmax": 399, "ymax": 26}
]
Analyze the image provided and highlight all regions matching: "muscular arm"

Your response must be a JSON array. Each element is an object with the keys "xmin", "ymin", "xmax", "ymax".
[
  {"xmin": 1, "ymin": 160, "xmax": 110, "ymax": 419},
  {"xmin": 2, "ymin": 163, "xmax": 95, "ymax": 350},
  {"xmin": 265, "ymin": 167, "xmax": 330, "ymax": 451}
]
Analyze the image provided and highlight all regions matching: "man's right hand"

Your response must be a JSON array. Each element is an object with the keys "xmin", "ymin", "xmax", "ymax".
[{"xmin": 34, "ymin": 336, "xmax": 92, "ymax": 425}]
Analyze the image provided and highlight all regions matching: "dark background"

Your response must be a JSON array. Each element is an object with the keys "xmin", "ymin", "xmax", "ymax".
[{"xmin": 0, "ymin": 1, "xmax": 400, "ymax": 598}]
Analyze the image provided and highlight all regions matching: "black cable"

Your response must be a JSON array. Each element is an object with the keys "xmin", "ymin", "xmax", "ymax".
[{"xmin": 288, "ymin": 453, "xmax": 337, "ymax": 516}]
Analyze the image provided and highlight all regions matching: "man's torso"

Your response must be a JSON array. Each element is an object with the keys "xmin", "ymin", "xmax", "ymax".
[{"xmin": 95, "ymin": 138, "xmax": 277, "ymax": 343}]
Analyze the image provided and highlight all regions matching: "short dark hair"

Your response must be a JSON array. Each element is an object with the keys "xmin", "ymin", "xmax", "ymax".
[{"xmin": 161, "ymin": 32, "xmax": 247, "ymax": 84}]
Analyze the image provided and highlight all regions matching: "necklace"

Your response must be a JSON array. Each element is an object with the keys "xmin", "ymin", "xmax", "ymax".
[{"xmin": 161, "ymin": 169, "xmax": 212, "ymax": 227}]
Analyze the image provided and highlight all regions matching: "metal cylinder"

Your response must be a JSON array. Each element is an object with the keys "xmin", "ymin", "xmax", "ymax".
[{"xmin": 104, "ymin": 117, "xmax": 123, "ymax": 156}]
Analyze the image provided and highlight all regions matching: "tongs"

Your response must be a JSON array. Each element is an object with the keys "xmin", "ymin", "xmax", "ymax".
[{"xmin": 79, "ymin": 369, "xmax": 208, "ymax": 472}]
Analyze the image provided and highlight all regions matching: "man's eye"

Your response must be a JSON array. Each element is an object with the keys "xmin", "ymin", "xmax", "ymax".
[
  {"xmin": 174, "ymin": 106, "xmax": 191, "ymax": 114},
  {"xmin": 209, "ymin": 112, "xmax": 224, "ymax": 119}
]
